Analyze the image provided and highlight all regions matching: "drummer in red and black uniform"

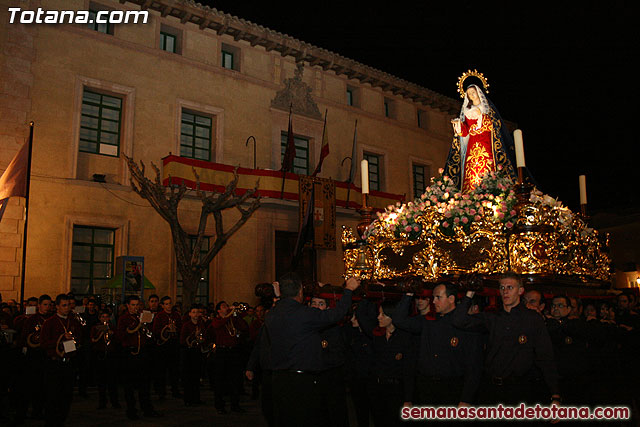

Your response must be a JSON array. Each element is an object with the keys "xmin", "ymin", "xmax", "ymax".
[
  {"xmin": 40, "ymin": 293, "xmax": 82, "ymax": 426},
  {"xmin": 180, "ymin": 304, "xmax": 207, "ymax": 406},
  {"xmin": 207, "ymin": 301, "xmax": 249, "ymax": 414},
  {"xmin": 152, "ymin": 296, "xmax": 182, "ymax": 399},
  {"xmin": 116, "ymin": 295, "xmax": 161, "ymax": 420},
  {"xmin": 91, "ymin": 309, "xmax": 120, "ymax": 409}
]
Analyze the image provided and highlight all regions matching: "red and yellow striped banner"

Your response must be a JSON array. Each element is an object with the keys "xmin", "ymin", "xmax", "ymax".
[{"xmin": 161, "ymin": 155, "xmax": 405, "ymax": 210}]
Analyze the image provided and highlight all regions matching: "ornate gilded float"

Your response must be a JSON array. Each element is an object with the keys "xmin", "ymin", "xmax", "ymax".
[{"xmin": 342, "ymin": 169, "xmax": 611, "ymax": 288}]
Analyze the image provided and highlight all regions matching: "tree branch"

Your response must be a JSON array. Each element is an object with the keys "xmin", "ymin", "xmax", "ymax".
[{"xmin": 123, "ymin": 155, "xmax": 261, "ymax": 304}]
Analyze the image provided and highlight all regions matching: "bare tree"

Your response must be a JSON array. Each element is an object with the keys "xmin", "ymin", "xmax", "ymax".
[{"xmin": 124, "ymin": 155, "xmax": 260, "ymax": 304}]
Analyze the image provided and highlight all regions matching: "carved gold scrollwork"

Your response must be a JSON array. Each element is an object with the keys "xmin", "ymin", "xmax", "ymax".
[{"xmin": 342, "ymin": 189, "xmax": 610, "ymax": 284}]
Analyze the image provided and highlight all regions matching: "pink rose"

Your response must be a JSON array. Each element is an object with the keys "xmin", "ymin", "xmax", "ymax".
[
  {"xmin": 474, "ymin": 215, "xmax": 481, "ymax": 221},
  {"xmin": 454, "ymin": 217, "xmax": 460, "ymax": 224},
  {"xmin": 402, "ymin": 220, "xmax": 408, "ymax": 226},
  {"xmin": 405, "ymin": 226, "xmax": 412, "ymax": 232},
  {"xmin": 442, "ymin": 221, "xmax": 450, "ymax": 228},
  {"xmin": 469, "ymin": 209, "xmax": 476, "ymax": 215},
  {"xmin": 505, "ymin": 221, "xmax": 513, "ymax": 228},
  {"xmin": 498, "ymin": 212, "xmax": 505, "ymax": 219},
  {"xmin": 413, "ymin": 225, "xmax": 419, "ymax": 232},
  {"xmin": 461, "ymin": 217, "xmax": 469, "ymax": 224},
  {"xmin": 510, "ymin": 210, "xmax": 517, "ymax": 216},
  {"xmin": 444, "ymin": 211, "xmax": 452, "ymax": 218}
]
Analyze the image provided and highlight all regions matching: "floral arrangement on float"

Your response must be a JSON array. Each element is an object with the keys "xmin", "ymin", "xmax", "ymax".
[
  {"xmin": 367, "ymin": 167, "xmax": 518, "ymax": 240},
  {"xmin": 343, "ymin": 168, "xmax": 609, "ymax": 283}
]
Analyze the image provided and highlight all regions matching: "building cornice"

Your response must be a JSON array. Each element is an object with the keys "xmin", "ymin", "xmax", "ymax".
[{"xmin": 121, "ymin": 0, "xmax": 461, "ymax": 114}]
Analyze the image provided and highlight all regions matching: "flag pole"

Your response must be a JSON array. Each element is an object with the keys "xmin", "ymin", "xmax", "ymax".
[
  {"xmin": 312, "ymin": 109, "xmax": 328, "ymax": 177},
  {"xmin": 19, "ymin": 121, "xmax": 34, "ymax": 305},
  {"xmin": 280, "ymin": 103, "xmax": 293, "ymax": 199}
]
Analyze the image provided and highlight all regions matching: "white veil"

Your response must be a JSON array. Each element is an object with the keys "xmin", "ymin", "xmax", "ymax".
[{"xmin": 458, "ymin": 84, "xmax": 491, "ymax": 181}]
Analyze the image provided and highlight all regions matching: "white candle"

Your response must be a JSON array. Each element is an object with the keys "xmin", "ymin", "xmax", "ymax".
[
  {"xmin": 579, "ymin": 175, "xmax": 587, "ymax": 205},
  {"xmin": 361, "ymin": 159, "xmax": 369, "ymax": 194},
  {"xmin": 513, "ymin": 129, "xmax": 525, "ymax": 168}
]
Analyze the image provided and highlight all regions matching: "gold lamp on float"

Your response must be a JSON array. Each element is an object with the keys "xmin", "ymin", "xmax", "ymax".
[{"xmin": 353, "ymin": 242, "xmax": 371, "ymax": 271}]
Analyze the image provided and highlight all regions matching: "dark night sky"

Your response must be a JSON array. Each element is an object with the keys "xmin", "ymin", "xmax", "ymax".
[{"xmin": 205, "ymin": 1, "xmax": 637, "ymax": 213}]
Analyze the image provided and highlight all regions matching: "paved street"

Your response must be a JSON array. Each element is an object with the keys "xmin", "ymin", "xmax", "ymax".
[{"xmin": 19, "ymin": 385, "xmax": 268, "ymax": 427}]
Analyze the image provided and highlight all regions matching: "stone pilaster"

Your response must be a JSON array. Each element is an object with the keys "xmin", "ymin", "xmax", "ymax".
[{"xmin": 0, "ymin": 0, "xmax": 36, "ymax": 301}]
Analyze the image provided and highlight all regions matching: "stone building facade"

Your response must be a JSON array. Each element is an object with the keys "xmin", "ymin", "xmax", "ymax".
[{"xmin": 0, "ymin": 0, "xmax": 459, "ymax": 304}]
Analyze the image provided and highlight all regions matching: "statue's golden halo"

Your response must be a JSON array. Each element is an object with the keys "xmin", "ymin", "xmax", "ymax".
[{"xmin": 457, "ymin": 69, "xmax": 490, "ymax": 98}]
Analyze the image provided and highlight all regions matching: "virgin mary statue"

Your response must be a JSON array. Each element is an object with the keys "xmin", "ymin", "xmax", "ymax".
[{"xmin": 443, "ymin": 71, "xmax": 518, "ymax": 192}]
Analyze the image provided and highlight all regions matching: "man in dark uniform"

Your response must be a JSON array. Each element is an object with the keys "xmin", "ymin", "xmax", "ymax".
[
  {"xmin": 393, "ymin": 282, "xmax": 483, "ymax": 406},
  {"xmin": 152, "ymin": 296, "xmax": 182, "ymax": 399},
  {"xmin": 452, "ymin": 271, "xmax": 561, "ymax": 406},
  {"xmin": 14, "ymin": 294, "xmax": 52, "ymax": 422},
  {"xmin": 245, "ymin": 284, "xmax": 280, "ymax": 427},
  {"xmin": 40, "ymin": 294, "xmax": 82, "ymax": 427},
  {"xmin": 344, "ymin": 305, "xmax": 374, "ymax": 427},
  {"xmin": 116, "ymin": 295, "xmax": 161, "ymax": 420},
  {"xmin": 268, "ymin": 273, "xmax": 360, "ymax": 427},
  {"xmin": 246, "ymin": 322, "xmax": 275, "ymax": 427},
  {"xmin": 546, "ymin": 295, "xmax": 591, "ymax": 405},
  {"xmin": 616, "ymin": 292, "xmax": 639, "ymax": 327},
  {"xmin": 311, "ymin": 295, "xmax": 349, "ymax": 427},
  {"xmin": 523, "ymin": 289, "xmax": 545, "ymax": 317}
]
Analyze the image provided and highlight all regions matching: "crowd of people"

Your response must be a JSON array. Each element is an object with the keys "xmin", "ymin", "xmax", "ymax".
[
  {"xmin": 0, "ymin": 272, "xmax": 638, "ymax": 426},
  {"xmin": 0, "ymin": 292, "xmax": 265, "ymax": 426},
  {"xmin": 249, "ymin": 273, "xmax": 639, "ymax": 427}
]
